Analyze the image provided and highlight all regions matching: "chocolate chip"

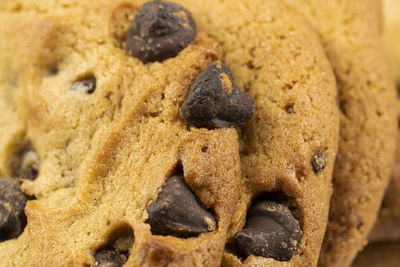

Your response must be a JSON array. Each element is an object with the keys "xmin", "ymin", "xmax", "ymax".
[
  {"xmin": 69, "ymin": 78, "xmax": 96, "ymax": 94},
  {"xmin": 94, "ymin": 250, "xmax": 123, "ymax": 267},
  {"xmin": 146, "ymin": 175, "xmax": 216, "ymax": 238},
  {"xmin": 181, "ymin": 62, "xmax": 255, "ymax": 128},
  {"xmin": 285, "ymin": 104, "xmax": 294, "ymax": 114},
  {"xmin": 18, "ymin": 150, "xmax": 40, "ymax": 181},
  {"xmin": 235, "ymin": 200, "xmax": 302, "ymax": 261},
  {"xmin": 201, "ymin": 145, "xmax": 208, "ymax": 152},
  {"xmin": 93, "ymin": 225, "xmax": 132, "ymax": 266},
  {"xmin": 126, "ymin": 0, "xmax": 196, "ymax": 63},
  {"xmin": 312, "ymin": 152, "xmax": 327, "ymax": 172},
  {"xmin": 0, "ymin": 178, "xmax": 28, "ymax": 242}
]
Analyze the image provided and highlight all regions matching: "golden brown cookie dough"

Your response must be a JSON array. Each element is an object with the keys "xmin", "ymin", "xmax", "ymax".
[
  {"xmin": 0, "ymin": 0, "xmax": 339, "ymax": 266},
  {"xmin": 370, "ymin": 0, "xmax": 400, "ymax": 242},
  {"xmin": 351, "ymin": 241, "xmax": 400, "ymax": 267},
  {"xmin": 285, "ymin": 0, "xmax": 398, "ymax": 266}
]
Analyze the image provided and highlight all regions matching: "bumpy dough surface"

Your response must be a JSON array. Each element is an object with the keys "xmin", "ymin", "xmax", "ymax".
[
  {"xmin": 370, "ymin": 0, "xmax": 400, "ymax": 242},
  {"xmin": 0, "ymin": 0, "xmax": 339, "ymax": 266},
  {"xmin": 285, "ymin": 0, "xmax": 398, "ymax": 266}
]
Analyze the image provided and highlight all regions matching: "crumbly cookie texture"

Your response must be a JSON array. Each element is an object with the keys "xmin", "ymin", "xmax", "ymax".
[
  {"xmin": 370, "ymin": 0, "xmax": 400, "ymax": 242},
  {"xmin": 286, "ymin": 0, "xmax": 398, "ymax": 266},
  {"xmin": 351, "ymin": 241, "xmax": 400, "ymax": 267},
  {"xmin": 0, "ymin": 0, "xmax": 339, "ymax": 266}
]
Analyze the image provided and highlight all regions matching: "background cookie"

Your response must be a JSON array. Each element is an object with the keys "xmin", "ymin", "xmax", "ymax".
[
  {"xmin": 286, "ymin": 0, "xmax": 398, "ymax": 266},
  {"xmin": 351, "ymin": 241, "xmax": 400, "ymax": 267},
  {"xmin": 370, "ymin": 0, "xmax": 400, "ymax": 242},
  {"xmin": 0, "ymin": 0, "xmax": 339, "ymax": 266}
]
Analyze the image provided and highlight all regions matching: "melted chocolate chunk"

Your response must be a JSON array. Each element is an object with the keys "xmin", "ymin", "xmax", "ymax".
[
  {"xmin": 126, "ymin": 0, "xmax": 196, "ymax": 63},
  {"xmin": 0, "ymin": 178, "xmax": 28, "ymax": 242},
  {"xmin": 94, "ymin": 250, "xmax": 123, "ymax": 267},
  {"xmin": 312, "ymin": 152, "xmax": 327, "ymax": 173},
  {"xmin": 146, "ymin": 175, "xmax": 216, "ymax": 238},
  {"xmin": 236, "ymin": 200, "xmax": 302, "ymax": 261},
  {"xmin": 181, "ymin": 62, "xmax": 254, "ymax": 128}
]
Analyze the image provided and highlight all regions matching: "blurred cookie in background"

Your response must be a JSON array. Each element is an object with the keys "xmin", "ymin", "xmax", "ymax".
[
  {"xmin": 370, "ymin": 0, "xmax": 400, "ymax": 242},
  {"xmin": 352, "ymin": 241, "xmax": 400, "ymax": 267}
]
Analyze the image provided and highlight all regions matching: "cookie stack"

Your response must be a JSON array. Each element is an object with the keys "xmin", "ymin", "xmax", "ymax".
[{"xmin": 0, "ymin": 0, "xmax": 397, "ymax": 266}]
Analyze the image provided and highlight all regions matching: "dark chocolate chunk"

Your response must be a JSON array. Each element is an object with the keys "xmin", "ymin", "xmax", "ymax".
[
  {"xmin": 0, "ymin": 178, "xmax": 28, "ymax": 242},
  {"xmin": 181, "ymin": 62, "xmax": 255, "ymax": 128},
  {"xmin": 146, "ymin": 175, "xmax": 216, "ymax": 238},
  {"xmin": 312, "ymin": 152, "xmax": 327, "ymax": 172},
  {"xmin": 69, "ymin": 78, "xmax": 96, "ymax": 94},
  {"xmin": 94, "ymin": 250, "xmax": 123, "ymax": 267},
  {"xmin": 235, "ymin": 200, "xmax": 302, "ymax": 261},
  {"xmin": 126, "ymin": 0, "xmax": 196, "ymax": 63}
]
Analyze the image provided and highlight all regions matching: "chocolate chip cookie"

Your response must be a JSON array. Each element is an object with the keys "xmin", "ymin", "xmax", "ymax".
[
  {"xmin": 0, "ymin": 0, "xmax": 339, "ymax": 266},
  {"xmin": 0, "ymin": 6, "xmax": 243, "ymax": 265},
  {"xmin": 370, "ymin": 0, "xmax": 400, "ymax": 242},
  {"xmin": 286, "ymin": 0, "xmax": 398, "ymax": 266},
  {"xmin": 181, "ymin": 1, "xmax": 339, "ymax": 266}
]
